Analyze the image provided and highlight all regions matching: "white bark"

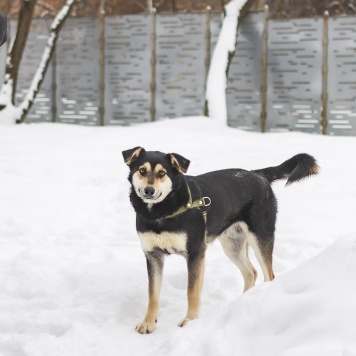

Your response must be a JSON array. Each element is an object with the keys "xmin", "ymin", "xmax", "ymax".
[{"xmin": 206, "ymin": 0, "xmax": 250, "ymax": 124}]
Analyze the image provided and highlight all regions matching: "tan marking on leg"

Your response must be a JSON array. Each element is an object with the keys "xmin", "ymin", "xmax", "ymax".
[
  {"xmin": 246, "ymin": 242, "xmax": 258, "ymax": 284},
  {"xmin": 136, "ymin": 255, "xmax": 164, "ymax": 334},
  {"xmin": 179, "ymin": 257, "xmax": 205, "ymax": 327},
  {"xmin": 219, "ymin": 228, "xmax": 257, "ymax": 292},
  {"xmin": 239, "ymin": 222, "xmax": 275, "ymax": 282}
]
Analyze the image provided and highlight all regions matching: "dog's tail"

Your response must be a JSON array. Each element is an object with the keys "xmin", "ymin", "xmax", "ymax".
[{"xmin": 253, "ymin": 153, "xmax": 319, "ymax": 186}]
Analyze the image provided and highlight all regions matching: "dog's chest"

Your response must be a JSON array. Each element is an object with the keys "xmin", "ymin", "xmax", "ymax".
[{"xmin": 138, "ymin": 231, "xmax": 188, "ymax": 255}]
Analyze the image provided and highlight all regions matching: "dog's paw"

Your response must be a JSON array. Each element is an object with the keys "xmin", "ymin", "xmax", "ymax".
[
  {"xmin": 178, "ymin": 317, "xmax": 193, "ymax": 327},
  {"xmin": 135, "ymin": 321, "xmax": 156, "ymax": 334}
]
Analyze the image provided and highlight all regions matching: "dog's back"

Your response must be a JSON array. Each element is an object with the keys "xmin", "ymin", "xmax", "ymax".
[{"xmin": 190, "ymin": 168, "xmax": 276, "ymax": 238}]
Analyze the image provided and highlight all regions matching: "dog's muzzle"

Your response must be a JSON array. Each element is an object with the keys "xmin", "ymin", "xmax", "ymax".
[
  {"xmin": 139, "ymin": 186, "xmax": 162, "ymax": 202},
  {"xmin": 144, "ymin": 186, "xmax": 155, "ymax": 198}
]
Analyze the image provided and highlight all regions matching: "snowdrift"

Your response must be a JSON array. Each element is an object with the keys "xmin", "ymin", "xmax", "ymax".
[
  {"xmin": 167, "ymin": 235, "xmax": 356, "ymax": 356},
  {"xmin": 0, "ymin": 117, "xmax": 356, "ymax": 355}
]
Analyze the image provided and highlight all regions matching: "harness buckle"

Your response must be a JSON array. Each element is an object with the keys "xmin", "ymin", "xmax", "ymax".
[{"xmin": 202, "ymin": 197, "xmax": 211, "ymax": 207}]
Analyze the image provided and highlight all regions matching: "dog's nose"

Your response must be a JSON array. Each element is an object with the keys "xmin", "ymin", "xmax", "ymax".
[{"xmin": 144, "ymin": 187, "xmax": 155, "ymax": 198}]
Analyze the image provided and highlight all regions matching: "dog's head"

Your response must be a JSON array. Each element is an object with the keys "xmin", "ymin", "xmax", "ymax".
[{"xmin": 122, "ymin": 147, "xmax": 190, "ymax": 204}]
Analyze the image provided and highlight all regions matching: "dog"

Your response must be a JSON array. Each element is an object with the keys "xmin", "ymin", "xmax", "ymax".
[{"xmin": 122, "ymin": 147, "xmax": 319, "ymax": 334}]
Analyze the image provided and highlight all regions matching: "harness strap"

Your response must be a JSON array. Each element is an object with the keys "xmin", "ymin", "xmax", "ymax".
[{"xmin": 164, "ymin": 184, "xmax": 211, "ymax": 222}]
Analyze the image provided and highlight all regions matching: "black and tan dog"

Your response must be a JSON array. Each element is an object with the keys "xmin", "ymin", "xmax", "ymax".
[{"xmin": 122, "ymin": 147, "xmax": 318, "ymax": 334}]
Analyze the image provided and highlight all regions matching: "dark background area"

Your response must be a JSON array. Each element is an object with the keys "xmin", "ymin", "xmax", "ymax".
[{"xmin": 1, "ymin": 0, "xmax": 356, "ymax": 18}]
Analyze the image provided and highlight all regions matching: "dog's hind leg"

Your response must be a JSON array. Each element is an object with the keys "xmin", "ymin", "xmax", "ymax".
[
  {"xmin": 241, "ymin": 224, "xmax": 275, "ymax": 282},
  {"xmin": 136, "ymin": 252, "xmax": 165, "ymax": 334},
  {"xmin": 219, "ymin": 224, "xmax": 257, "ymax": 292},
  {"xmin": 248, "ymin": 234, "xmax": 275, "ymax": 282}
]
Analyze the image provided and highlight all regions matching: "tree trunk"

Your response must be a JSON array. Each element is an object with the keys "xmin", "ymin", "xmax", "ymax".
[
  {"xmin": 18, "ymin": 0, "xmax": 76, "ymax": 123},
  {"xmin": 205, "ymin": 0, "xmax": 257, "ymax": 121},
  {"xmin": 0, "ymin": 0, "xmax": 76, "ymax": 125},
  {"xmin": 9, "ymin": 0, "xmax": 37, "ymax": 104}
]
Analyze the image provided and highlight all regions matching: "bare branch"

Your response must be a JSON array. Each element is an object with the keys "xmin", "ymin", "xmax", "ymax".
[{"xmin": 37, "ymin": 1, "xmax": 57, "ymax": 16}]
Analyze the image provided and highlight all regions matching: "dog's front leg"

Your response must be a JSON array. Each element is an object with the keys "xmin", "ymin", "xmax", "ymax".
[
  {"xmin": 178, "ymin": 253, "xmax": 205, "ymax": 327},
  {"xmin": 136, "ymin": 252, "xmax": 165, "ymax": 334}
]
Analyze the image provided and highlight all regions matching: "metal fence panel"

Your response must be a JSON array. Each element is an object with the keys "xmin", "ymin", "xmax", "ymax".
[
  {"xmin": 266, "ymin": 18, "xmax": 323, "ymax": 133},
  {"xmin": 105, "ymin": 15, "xmax": 151, "ymax": 125},
  {"xmin": 1, "ymin": 14, "xmax": 356, "ymax": 136},
  {"xmin": 15, "ymin": 19, "xmax": 53, "ymax": 123},
  {"xmin": 0, "ymin": 44, "xmax": 6, "ymax": 88},
  {"xmin": 56, "ymin": 17, "xmax": 100, "ymax": 125},
  {"xmin": 156, "ymin": 14, "xmax": 206, "ymax": 119},
  {"xmin": 327, "ymin": 17, "xmax": 356, "ymax": 135},
  {"xmin": 227, "ymin": 12, "xmax": 264, "ymax": 130},
  {"xmin": 210, "ymin": 13, "xmax": 223, "ymax": 54}
]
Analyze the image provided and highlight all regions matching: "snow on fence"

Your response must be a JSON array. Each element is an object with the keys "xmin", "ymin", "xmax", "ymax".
[{"xmin": 0, "ymin": 12, "xmax": 356, "ymax": 135}]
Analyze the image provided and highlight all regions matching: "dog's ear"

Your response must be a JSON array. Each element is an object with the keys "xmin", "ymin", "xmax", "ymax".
[
  {"xmin": 122, "ymin": 147, "xmax": 145, "ymax": 166},
  {"xmin": 169, "ymin": 153, "xmax": 190, "ymax": 173}
]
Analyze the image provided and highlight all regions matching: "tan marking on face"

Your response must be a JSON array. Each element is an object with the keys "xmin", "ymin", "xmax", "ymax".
[
  {"xmin": 137, "ymin": 162, "xmax": 153, "ymax": 184},
  {"xmin": 152, "ymin": 164, "xmax": 168, "ymax": 187},
  {"xmin": 125, "ymin": 147, "xmax": 142, "ymax": 165},
  {"xmin": 132, "ymin": 162, "xmax": 173, "ymax": 204},
  {"xmin": 170, "ymin": 155, "xmax": 185, "ymax": 173}
]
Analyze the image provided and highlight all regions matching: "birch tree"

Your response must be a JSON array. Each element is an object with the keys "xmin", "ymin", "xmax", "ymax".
[
  {"xmin": 205, "ymin": 0, "xmax": 256, "ymax": 123},
  {"xmin": 0, "ymin": 0, "xmax": 76, "ymax": 125}
]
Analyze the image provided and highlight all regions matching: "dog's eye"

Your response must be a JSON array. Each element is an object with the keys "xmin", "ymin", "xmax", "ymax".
[
  {"xmin": 139, "ymin": 168, "xmax": 147, "ymax": 176},
  {"xmin": 158, "ymin": 171, "xmax": 166, "ymax": 178}
]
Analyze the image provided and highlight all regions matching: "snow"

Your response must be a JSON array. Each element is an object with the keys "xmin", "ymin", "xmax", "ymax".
[
  {"xmin": 0, "ymin": 56, "xmax": 20, "ymax": 125},
  {"xmin": 1, "ymin": 117, "xmax": 356, "ymax": 356},
  {"xmin": 51, "ymin": 0, "xmax": 75, "ymax": 30},
  {"xmin": 206, "ymin": 0, "xmax": 249, "ymax": 123}
]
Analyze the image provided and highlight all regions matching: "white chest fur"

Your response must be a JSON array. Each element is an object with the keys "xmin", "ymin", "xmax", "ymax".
[{"xmin": 138, "ymin": 231, "xmax": 188, "ymax": 255}]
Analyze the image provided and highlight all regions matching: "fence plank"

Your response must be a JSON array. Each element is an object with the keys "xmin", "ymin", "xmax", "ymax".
[
  {"xmin": 204, "ymin": 6, "xmax": 212, "ymax": 116},
  {"xmin": 150, "ymin": 9, "xmax": 157, "ymax": 122},
  {"xmin": 16, "ymin": 19, "xmax": 53, "ymax": 123},
  {"xmin": 56, "ymin": 18, "xmax": 100, "ymax": 125},
  {"xmin": 265, "ymin": 18, "xmax": 323, "ymax": 133},
  {"xmin": 99, "ymin": 8, "xmax": 106, "ymax": 126},
  {"xmin": 260, "ymin": 6, "xmax": 269, "ymax": 133},
  {"xmin": 155, "ymin": 14, "xmax": 206, "ymax": 119},
  {"xmin": 226, "ymin": 12, "xmax": 264, "ymax": 131},
  {"xmin": 104, "ymin": 15, "xmax": 151, "ymax": 125},
  {"xmin": 321, "ymin": 11, "xmax": 329, "ymax": 135},
  {"xmin": 327, "ymin": 16, "xmax": 356, "ymax": 135}
]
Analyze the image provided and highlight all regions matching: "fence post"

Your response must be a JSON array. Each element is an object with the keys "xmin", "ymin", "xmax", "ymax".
[
  {"xmin": 99, "ymin": 6, "xmax": 106, "ymax": 126},
  {"xmin": 321, "ymin": 11, "xmax": 329, "ymax": 135},
  {"xmin": 150, "ymin": 8, "xmax": 157, "ymax": 122},
  {"xmin": 51, "ymin": 44, "xmax": 57, "ymax": 122},
  {"xmin": 204, "ymin": 6, "xmax": 211, "ymax": 116},
  {"xmin": 260, "ymin": 5, "xmax": 269, "ymax": 133}
]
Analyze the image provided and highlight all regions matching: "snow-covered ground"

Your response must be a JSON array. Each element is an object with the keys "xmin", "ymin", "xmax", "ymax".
[{"xmin": 0, "ymin": 117, "xmax": 356, "ymax": 356}]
